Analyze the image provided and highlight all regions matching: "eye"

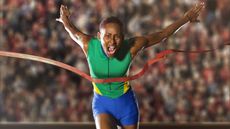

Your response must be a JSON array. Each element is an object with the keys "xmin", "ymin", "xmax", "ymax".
[
  {"xmin": 105, "ymin": 34, "xmax": 111, "ymax": 38},
  {"xmin": 115, "ymin": 35, "xmax": 121, "ymax": 40}
]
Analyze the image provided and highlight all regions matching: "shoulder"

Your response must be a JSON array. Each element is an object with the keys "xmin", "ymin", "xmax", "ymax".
[
  {"xmin": 126, "ymin": 37, "xmax": 148, "ymax": 58},
  {"xmin": 89, "ymin": 37, "xmax": 100, "ymax": 44},
  {"xmin": 88, "ymin": 37, "xmax": 101, "ymax": 49},
  {"xmin": 87, "ymin": 37, "xmax": 101, "ymax": 55}
]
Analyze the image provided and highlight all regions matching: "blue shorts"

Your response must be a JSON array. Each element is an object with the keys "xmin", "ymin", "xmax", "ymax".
[{"xmin": 92, "ymin": 88, "xmax": 139, "ymax": 126}]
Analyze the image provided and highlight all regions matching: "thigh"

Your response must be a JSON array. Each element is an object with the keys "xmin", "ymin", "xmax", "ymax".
[
  {"xmin": 94, "ymin": 113, "xmax": 118, "ymax": 129},
  {"xmin": 123, "ymin": 124, "xmax": 138, "ymax": 129},
  {"xmin": 115, "ymin": 90, "xmax": 139, "ymax": 126}
]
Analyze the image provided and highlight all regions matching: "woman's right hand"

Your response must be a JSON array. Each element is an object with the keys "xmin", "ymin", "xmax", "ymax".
[{"xmin": 56, "ymin": 5, "xmax": 71, "ymax": 23}]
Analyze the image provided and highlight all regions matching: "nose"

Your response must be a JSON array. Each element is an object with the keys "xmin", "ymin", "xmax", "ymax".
[{"xmin": 109, "ymin": 36, "xmax": 116, "ymax": 45}]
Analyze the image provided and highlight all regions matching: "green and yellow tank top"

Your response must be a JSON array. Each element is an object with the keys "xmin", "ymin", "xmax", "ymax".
[{"xmin": 87, "ymin": 37, "xmax": 132, "ymax": 98}]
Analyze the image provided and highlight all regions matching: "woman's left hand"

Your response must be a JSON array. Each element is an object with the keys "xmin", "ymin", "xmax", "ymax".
[{"xmin": 184, "ymin": 2, "xmax": 205, "ymax": 23}]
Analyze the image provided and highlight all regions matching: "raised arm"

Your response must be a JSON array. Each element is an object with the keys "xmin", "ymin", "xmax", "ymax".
[
  {"xmin": 129, "ymin": 2, "xmax": 205, "ymax": 58},
  {"xmin": 56, "ymin": 5, "xmax": 91, "ymax": 55}
]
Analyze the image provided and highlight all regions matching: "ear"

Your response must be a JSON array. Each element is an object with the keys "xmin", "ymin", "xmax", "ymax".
[{"xmin": 97, "ymin": 32, "xmax": 101, "ymax": 40}]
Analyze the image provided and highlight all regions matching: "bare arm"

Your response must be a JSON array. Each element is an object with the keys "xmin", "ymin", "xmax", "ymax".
[
  {"xmin": 144, "ymin": 17, "xmax": 188, "ymax": 48},
  {"xmin": 129, "ymin": 2, "xmax": 205, "ymax": 57},
  {"xmin": 56, "ymin": 5, "xmax": 91, "ymax": 55}
]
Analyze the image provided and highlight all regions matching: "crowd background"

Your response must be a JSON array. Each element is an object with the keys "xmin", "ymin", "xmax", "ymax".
[{"xmin": 0, "ymin": 0, "xmax": 229, "ymax": 123}]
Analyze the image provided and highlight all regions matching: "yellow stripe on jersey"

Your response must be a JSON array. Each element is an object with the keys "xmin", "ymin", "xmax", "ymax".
[
  {"xmin": 123, "ymin": 81, "xmax": 130, "ymax": 93},
  {"xmin": 93, "ymin": 82, "xmax": 102, "ymax": 95},
  {"xmin": 93, "ymin": 82, "xmax": 130, "ymax": 95}
]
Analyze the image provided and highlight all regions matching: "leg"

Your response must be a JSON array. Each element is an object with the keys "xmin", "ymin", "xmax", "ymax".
[
  {"xmin": 123, "ymin": 124, "xmax": 138, "ymax": 129},
  {"xmin": 116, "ymin": 89, "xmax": 139, "ymax": 129},
  {"xmin": 95, "ymin": 113, "xmax": 118, "ymax": 129}
]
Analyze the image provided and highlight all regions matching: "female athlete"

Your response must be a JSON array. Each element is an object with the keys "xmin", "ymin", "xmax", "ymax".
[{"xmin": 56, "ymin": 2, "xmax": 204, "ymax": 129}]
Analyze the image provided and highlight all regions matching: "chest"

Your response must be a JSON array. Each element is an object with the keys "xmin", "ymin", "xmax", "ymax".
[{"xmin": 88, "ymin": 56, "xmax": 131, "ymax": 78}]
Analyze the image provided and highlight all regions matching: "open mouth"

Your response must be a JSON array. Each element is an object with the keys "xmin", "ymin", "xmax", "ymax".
[{"xmin": 107, "ymin": 45, "xmax": 117, "ymax": 56}]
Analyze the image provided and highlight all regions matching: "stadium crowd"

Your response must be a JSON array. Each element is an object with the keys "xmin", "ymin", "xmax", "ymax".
[{"xmin": 0, "ymin": 0, "xmax": 230, "ymax": 123}]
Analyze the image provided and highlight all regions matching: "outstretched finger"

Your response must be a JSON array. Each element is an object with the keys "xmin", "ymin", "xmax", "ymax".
[
  {"xmin": 64, "ymin": 6, "xmax": 70, "ymax": 17},
  {"xmin": 56, "ymin": 18, "xmax": 62, "ymax": 23},
  {"xmin": 195, "ymin": 2, "xmax": 205, "ymax": 13},
  {"xmin": 60, "ymin": 5, "xmax": 66, "ymax": 15},
  {"xmin": 56, "ymin": 18, "xmax": 60, "ymax": 22},
  {"xmin": 65, "ymin": 5, "xmax": 68, "ymax": 9},
  {"xmin": 60, "ymin": 5, "xmax": 64, "ymax": 10}
]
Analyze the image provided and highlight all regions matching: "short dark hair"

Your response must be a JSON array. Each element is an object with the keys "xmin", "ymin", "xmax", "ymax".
[{"xmin": 99, "ymin": 16, "xmax": 123, "ymax": 31}]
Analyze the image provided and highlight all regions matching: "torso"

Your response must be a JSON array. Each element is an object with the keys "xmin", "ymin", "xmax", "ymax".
[{"xmin": 87, "ymin": 37, "xmax": 132, "ymax": 98}]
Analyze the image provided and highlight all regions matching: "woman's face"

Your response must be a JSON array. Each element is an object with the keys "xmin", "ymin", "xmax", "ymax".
[{"xmin": 98, "ymin": 23, "xmax": 124, "ymax": 57}]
